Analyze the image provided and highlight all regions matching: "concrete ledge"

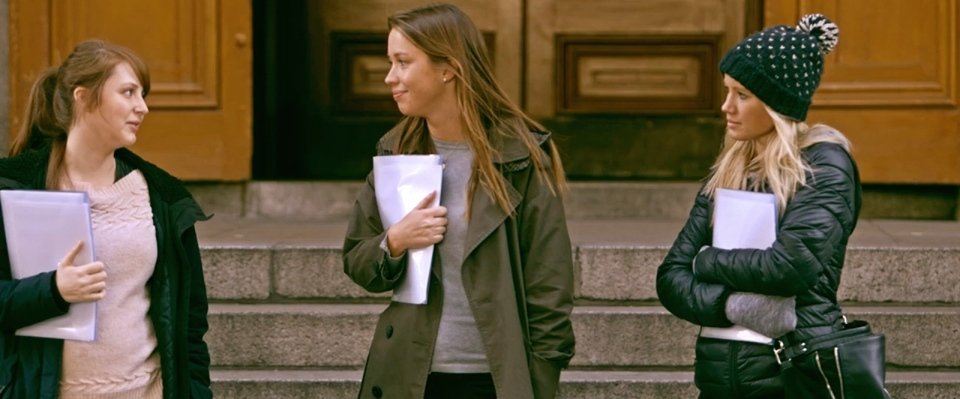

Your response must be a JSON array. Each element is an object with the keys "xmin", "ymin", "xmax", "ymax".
[
  {"xmin": 563, "ymin": 182, "xmax": 698, "ymax": 219},
  {"xmin": 576, "ymin": 246, "xmax": 960, "ymax": 303},
  {"xmin": 208, "ymin": 304, "xmax": 381, "ymax": 368},
  {"xmin": 186, "ymin": 181, "xmax": 960, "ymax": 221},
  {"xmin": 206, "ymin": 304, "xmax": 960, "ymax": 368},
  {"xmin": 210, "ymin": 369, "xmax": 960, "ymax": 399},
  {"xmin": 202, "ymin": 248, "xmax": 272, "ymax": 300},
  {"xmin": 211, "ymin": 369, "xmax": 361, "ymax": 399},
  {"xmin": 200, "ymin": 244, "xmax": 960, "ymax": 303},
  {"xmin": 273, "ymin": 248, "xmax": 389, "ymax": 299},
  {"xmin": 190, "ymin": 181, "xmax": 704, "ymax": 221}
]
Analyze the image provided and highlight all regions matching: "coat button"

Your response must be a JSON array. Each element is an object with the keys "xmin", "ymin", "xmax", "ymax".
[
  {"xmin": 386, "ymin": 325, "xmax": 394, "ymax": 339},
  {"xmin": 372, "ymin": 385, "xmax": 383, "ymax": 398}
]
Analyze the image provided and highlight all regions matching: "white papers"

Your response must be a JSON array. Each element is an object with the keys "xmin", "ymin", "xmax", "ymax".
[
  {"xmin": 713, "ymin": 188, "xmax": 777, "ymax": 250},
  {"xmin": 0, "ymin": 190, "xmax": 97, "ymax": 341},
  {"xmin": 373, "ymin": 155, "xmax": 443, "ymax": 304},
  {"xmin": 705, "ymin": 188, "xmax": 779, "ymax": 342}
]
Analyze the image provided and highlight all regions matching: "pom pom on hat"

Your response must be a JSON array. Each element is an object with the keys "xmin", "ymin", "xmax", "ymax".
[
  {"xmin": 798, "ymin": 13, "xmax": 840, "ymax": 55},
  {"xmin": 718, "ymin": 13, "xmax": 841, "ymax": 121}
]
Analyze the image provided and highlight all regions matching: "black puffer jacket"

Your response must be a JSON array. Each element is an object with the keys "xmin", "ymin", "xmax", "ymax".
[
  {"xmin": 0, "ymin": 146, "xmax": 212, "ymax": 399},
  {"xmin": 657, "ymin": 142, "xmax": 862, "ymax": 343}
]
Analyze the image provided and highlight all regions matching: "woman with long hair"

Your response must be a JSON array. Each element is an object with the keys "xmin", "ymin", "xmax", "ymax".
[
  {"xmin": 0, "ymin": 39, "xmax": 211, "ymax": 398},
  {"xmin": 343, "ymin": 3, "xmax": 575, "ymax": 398},
  {"xmin": 657, "ymin": 14, "xmax": 863, "ymax": 398}
]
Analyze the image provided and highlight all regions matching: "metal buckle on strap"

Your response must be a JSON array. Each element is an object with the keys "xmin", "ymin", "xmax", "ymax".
[
  {"xmin": 774, "ymin": 339, "xmax": 807, "ymax": 365},
  {"xmin": 774, "ymin": 340, "xmax": 785, "ymax": 365}
]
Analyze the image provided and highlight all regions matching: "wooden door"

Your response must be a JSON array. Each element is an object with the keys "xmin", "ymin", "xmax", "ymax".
[
  {"xmin": 766, "ymin": 0, "xmax": 960, "ymax": 184},
  {"xmin": 8, "ymin": 0, "xmax": 252, "ymax": 180},
  {"xmin": 262, "ymin": 0, "xmax": 752, "ymax": 180}
]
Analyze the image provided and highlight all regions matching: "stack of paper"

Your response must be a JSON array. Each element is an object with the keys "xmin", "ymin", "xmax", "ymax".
[
  {"xmin": 373, "ymin": 155, "xmax": 443, "ymax": 304},
  {"xmin": 0, "ymin": 190, "xmax": 97, "ymax": 341}
]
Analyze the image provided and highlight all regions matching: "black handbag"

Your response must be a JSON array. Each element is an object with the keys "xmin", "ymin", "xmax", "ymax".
[{"xmin": 774, "ymin": 318, "xmax": 891, "ymax": 399}]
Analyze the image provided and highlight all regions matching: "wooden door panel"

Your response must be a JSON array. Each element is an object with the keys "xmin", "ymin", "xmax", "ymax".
[
  {"xmin": 9, "ymin": 0, "xmax": 251, "ymax": 180},
  {"xmin": 766, "ymin": 0, "xmax": 959, "ymax": 183},
  {"xmin": 52, "ymin": 1, "xmax": 220, "ymax": 109},
  {"xmin": 811, "ymin": 109, "xmax": 960, "ymax": 183}
]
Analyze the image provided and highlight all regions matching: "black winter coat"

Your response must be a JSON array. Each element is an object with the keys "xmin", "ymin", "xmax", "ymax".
[
  {"xmin": 657, "ymin": 142, "xmax": 861, "ymax": 345},
  {"xmin": 0, "ymin": 146, "xmax": 212, "ymax": 399}
]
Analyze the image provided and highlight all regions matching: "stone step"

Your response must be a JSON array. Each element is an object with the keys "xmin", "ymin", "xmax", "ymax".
[
  {"xmin": 187, "ymin": 180, "xmax": 960, "ymax": 221},
  {"xmin": 209, "ymin": 369, "xmax": 960, "ymax": 399},
  {"xmin": 198, "ymin": 219, "xmax": 960, "ymax": 302},
  {"xmin": 206, "ymin": 304, "xmax": 960, "ymax": 369},
  {"xmin": 189, "ymin": 181, "xmax": 701, "ymax": 221}
]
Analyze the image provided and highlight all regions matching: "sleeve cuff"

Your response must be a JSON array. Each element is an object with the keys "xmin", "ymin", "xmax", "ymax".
[
  {"xmin": 49, "ymin": 271, "xmax": 70, "ymax": 310},
  {"xmin": 379, "ymin": 237, "xmax": 405, "ymax": 280}
]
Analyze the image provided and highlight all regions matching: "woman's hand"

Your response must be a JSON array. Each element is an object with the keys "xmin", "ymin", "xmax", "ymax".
[
  {"xmin": 55, "ymin": 240, "xmax": 108, "ymax": 303},
  {"xmin": 385, "ymin": 191, "xmax": 447, "ymax": 256}
]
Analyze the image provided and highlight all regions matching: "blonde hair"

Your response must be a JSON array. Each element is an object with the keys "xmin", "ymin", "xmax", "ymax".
[
  {"xmin": 11, "ymin": 39, "xmax": 150, "ymax": 189},
  {"xmin": 386, "ymin": 3, "xmax": 566, "ymax": 215},
  {"xmin": 702, "ymin": 106, "xmax": 850, "ymax": 215}
]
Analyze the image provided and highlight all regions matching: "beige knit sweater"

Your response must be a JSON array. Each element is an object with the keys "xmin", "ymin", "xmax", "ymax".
[{"xmin": 59, "ymin": 170, "xmax": 163, "ymax": 399}]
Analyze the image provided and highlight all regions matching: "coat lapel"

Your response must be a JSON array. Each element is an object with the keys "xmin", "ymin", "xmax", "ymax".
[{"xmin": 463, "ymin": 180, "xmax": 521, "ymax": 259}]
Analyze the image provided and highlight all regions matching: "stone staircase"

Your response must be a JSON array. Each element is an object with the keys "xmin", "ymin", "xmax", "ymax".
[{"xmin": 192, "ymin": 182, "xmax": 960, "ymax": 398}]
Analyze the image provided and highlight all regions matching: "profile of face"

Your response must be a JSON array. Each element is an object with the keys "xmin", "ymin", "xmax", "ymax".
[
  {"xmin": 384, "ymin": 29, "xmax": 451, "ymax": 118},
  {"xmin": 721, "ymin": 74, "xmax": 774, "ymax": 142},
  {"xmin": 75, "ymin": 62, "xmax": 149, "ymax": 149}
]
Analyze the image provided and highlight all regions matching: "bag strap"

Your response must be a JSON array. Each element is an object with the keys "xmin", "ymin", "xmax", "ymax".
[{"xmin": 774, "ymin": 317, "xmax": 872, "ymax": 364}]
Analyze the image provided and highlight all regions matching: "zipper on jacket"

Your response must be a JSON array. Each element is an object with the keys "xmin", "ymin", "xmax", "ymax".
[{"xmin": 729, "ymin": 342, "xmax": 740, "ymax": 397}]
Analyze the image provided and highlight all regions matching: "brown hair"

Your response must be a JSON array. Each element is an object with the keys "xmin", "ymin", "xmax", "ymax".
[
  {"xmin": 11, "ymin": 39, "xmax": 150, "ymax": 189},
  {"xmin": 387, "ymin": 3, "xmax": 566, "ymax": 215}
]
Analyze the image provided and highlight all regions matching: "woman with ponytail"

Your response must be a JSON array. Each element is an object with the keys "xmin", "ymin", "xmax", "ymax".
[
  {"xmin": 343, "ymin": 3, "xmax": 575, "ymax": 398},
  {"xmin": 0, "ymin": 39, "xmax": 211, "ymax": 398},
  {"xmin": 657, "ymin": 15, "xmax": 863, "ymax": 398}
]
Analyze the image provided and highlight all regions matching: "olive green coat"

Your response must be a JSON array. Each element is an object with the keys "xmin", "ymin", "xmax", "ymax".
[{"xmin": 343, "ymin": 130, "xmax": 575, "ymax": 399}]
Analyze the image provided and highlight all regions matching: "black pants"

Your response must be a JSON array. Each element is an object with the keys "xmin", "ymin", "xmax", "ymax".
[{"xmin": 423, "ymin": 372, "xmax": 496, "ymax": 399}]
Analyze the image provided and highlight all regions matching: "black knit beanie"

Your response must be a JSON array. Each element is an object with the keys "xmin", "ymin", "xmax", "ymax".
[{"xmin": 719, "ymin": 14, "xmax": 839, "ymax": 121}]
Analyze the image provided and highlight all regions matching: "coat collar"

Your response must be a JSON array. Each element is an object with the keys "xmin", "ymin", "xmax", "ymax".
[
  {"xmin": 376, "ymin": 119, "xmax": 551, "ymax": 165},
  {"xmin": 0, "ymin": 145, "xmax": 50, "ymax": 190},
  {"xmin": 0, "ymin": 145, "xmax": 207, "ymax": 231}
]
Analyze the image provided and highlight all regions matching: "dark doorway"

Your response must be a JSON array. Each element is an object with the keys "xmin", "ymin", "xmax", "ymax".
[{"xmin": 252, "ymin": 0, "xmax": 398, "ymax": 180}]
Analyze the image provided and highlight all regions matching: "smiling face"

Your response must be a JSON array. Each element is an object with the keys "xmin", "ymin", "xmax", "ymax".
[
  {"xmin": 384, "ymin": 29, "xmax": 452, "ymax": 118},
  {"xmin": 721, "ymin": 74, "xmax": 775, "ymax": 142},
  {"xmin": 75, "ymin": 62, "xmax": 149, "ymax": 149}
]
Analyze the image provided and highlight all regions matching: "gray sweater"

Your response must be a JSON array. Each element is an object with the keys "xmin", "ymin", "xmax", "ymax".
[{"xmin": 429, "ymin": 138, "xmax": 490, "ymax": 373}]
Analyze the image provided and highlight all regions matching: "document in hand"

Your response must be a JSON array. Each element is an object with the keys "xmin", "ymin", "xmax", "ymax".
[
  {"xmin": 706, "ymin": 188, "xmax": 779, "ymax": 343},
  {"xmin": 0, "ymin": 190, "xmax": 97, "ymax": 341},
  {"xmin": 373, "ymin": 155, "xmax": 443, "ymax": 304},
  {"xmin": 713, "ymin": 188, "xmax": 778, "ymax": 250}
]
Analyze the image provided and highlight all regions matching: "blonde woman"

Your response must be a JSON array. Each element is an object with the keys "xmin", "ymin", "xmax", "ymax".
[
  {"xmin": 657, "ymin": 15, "xmax": 862, "ymax": 398},
  {"xmin": 343, "ymin": 3, "xmax": 575, "ymax": 399}
]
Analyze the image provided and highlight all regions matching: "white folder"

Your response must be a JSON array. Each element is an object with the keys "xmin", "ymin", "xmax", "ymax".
[
  {"xmin": 373, "ymin": 155, "xmax": 443, "ymax": 305},
  {"xmin": 713, "ymin": 188, "xmax": 778, "ymax": 250},
  {"xmin": 701, "ymin": 188, "xmax": 779, "ymax": 344},
  {"xmin": 0, "ymin": 190, "xmax": 97, "ymax": 341}
]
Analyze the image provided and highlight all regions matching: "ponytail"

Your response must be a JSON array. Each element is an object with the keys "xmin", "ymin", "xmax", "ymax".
[
  {"xmin": 10, "ymin": 67, "xmax": 70, "ymax": 189},
  {"xmin": 11, "ymin": 68, "xmax": 66, "ymax": 155}
]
